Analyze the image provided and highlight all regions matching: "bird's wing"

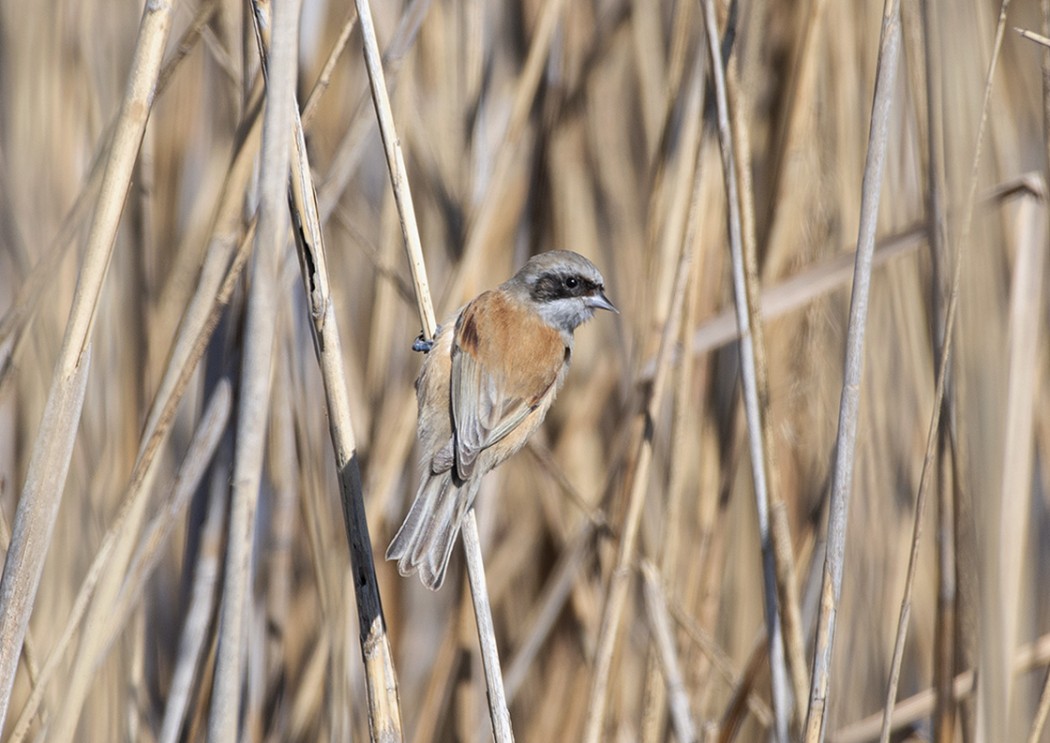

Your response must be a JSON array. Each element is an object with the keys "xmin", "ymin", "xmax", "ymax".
[{"xmin": 451, "ymin": 291, "xmax": 565, "ymax": 480}]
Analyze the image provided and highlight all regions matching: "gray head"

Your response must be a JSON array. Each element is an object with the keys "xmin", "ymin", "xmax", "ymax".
[{"xmin": 503, "ymin": 250, "xmax": 617, "ymax": 335}]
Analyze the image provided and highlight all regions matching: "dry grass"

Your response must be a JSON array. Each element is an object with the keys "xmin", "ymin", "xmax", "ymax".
[{"xmin": 1, "ymin": 0, "xmax": 1049, "ymax": 741}]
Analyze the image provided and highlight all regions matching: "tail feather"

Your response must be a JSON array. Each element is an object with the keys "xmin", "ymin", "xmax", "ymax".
[
  {"xmin": 387, "ymin": 474, "xmax": 480, "ymax": 590},
  {"xmin": 385, "ymin": 473, "xmax": 441, "ymax": 564},
  {"xmin": 410, "ymin": 480, "xmax": 458, "ymax": 581}
]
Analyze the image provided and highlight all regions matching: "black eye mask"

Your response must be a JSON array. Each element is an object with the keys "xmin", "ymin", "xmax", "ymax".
[{"xmin": 530, "ymin": 273, "xmax": 598, "ymax": 302}]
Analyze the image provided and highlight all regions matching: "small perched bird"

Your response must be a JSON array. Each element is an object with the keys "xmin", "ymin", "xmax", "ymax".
[{"xmin": 387, "ymin": 250, "xmax": 617, "ymax": 589}]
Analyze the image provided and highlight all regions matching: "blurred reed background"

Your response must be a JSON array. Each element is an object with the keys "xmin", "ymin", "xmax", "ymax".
[{"xmin": 0, "ymin": 0, "xmax": 1048, "ymax": 740}]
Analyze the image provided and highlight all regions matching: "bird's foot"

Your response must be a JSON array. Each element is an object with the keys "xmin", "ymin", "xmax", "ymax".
[{"xmin": 412, "ymin": 333, "xmax": 435, "ymax": 353}]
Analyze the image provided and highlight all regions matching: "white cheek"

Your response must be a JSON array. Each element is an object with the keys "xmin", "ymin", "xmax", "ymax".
[{"xmin": 537, "ymin": 298, "xmax": 591, "ymax": 332}]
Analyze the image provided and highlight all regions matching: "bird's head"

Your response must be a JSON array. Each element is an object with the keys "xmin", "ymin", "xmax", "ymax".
[{"xmin": 505, "ymin": 250, "xmax": 617, "ymax": 335}]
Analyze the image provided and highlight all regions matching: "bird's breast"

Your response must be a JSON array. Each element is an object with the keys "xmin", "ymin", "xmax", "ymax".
[{"xmin": 457, "ymin": 291, "xmax": 567, "ymax": 402}]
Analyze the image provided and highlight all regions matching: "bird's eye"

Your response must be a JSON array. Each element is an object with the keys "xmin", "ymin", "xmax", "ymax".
[{"xmin": 564, "ymin": 276, "xmax": 579, "ymax": 290}]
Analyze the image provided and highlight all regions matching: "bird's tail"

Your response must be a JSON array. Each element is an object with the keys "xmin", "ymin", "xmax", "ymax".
[{"xmin": 386, "ymin": 472, "xmax": 479, "ymax": 590}]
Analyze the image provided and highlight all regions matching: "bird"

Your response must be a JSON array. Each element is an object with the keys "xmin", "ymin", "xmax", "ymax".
[{"xmin": 386, "ymin": 250, "xmax": 617, "ymax": 589}]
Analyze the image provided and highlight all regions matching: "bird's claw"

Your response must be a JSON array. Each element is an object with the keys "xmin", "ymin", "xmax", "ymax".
[{"xmin": 412, "ymin": 334, "xmax": 435, "ymax": 353}]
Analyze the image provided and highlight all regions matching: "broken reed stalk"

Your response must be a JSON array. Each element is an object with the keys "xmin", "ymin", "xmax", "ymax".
[
  {"xmin": 207, "ymin": 0, "xmax": 299, "ymax": 739},
  {"xmin": 252, "ymin": 0, "xmax": 404, "ymax": 737},
  {"xmin": 0, "ymin": 0, "xmax": 175, "ymax": 730},
  {"xmin": 354, "ymin": 0, "xmax": 511, "ymax": 739},
  {"xmin": 804, "ymin": 1, "xmax": 902, "ymax": 739},
  {"xmin": 699, "ymin": 0, "xmax": 790, "ymax": 737}
]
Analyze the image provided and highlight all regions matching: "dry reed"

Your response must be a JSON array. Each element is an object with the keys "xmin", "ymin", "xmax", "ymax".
[{"xmin": 0, "ymin": 0, "xmax": 1048, "ymax": 741}]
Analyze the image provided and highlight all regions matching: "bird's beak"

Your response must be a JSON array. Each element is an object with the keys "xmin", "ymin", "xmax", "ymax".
[{"xmin": 587, "ymin": 291, "xmax": 619, "ymax": 314}]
